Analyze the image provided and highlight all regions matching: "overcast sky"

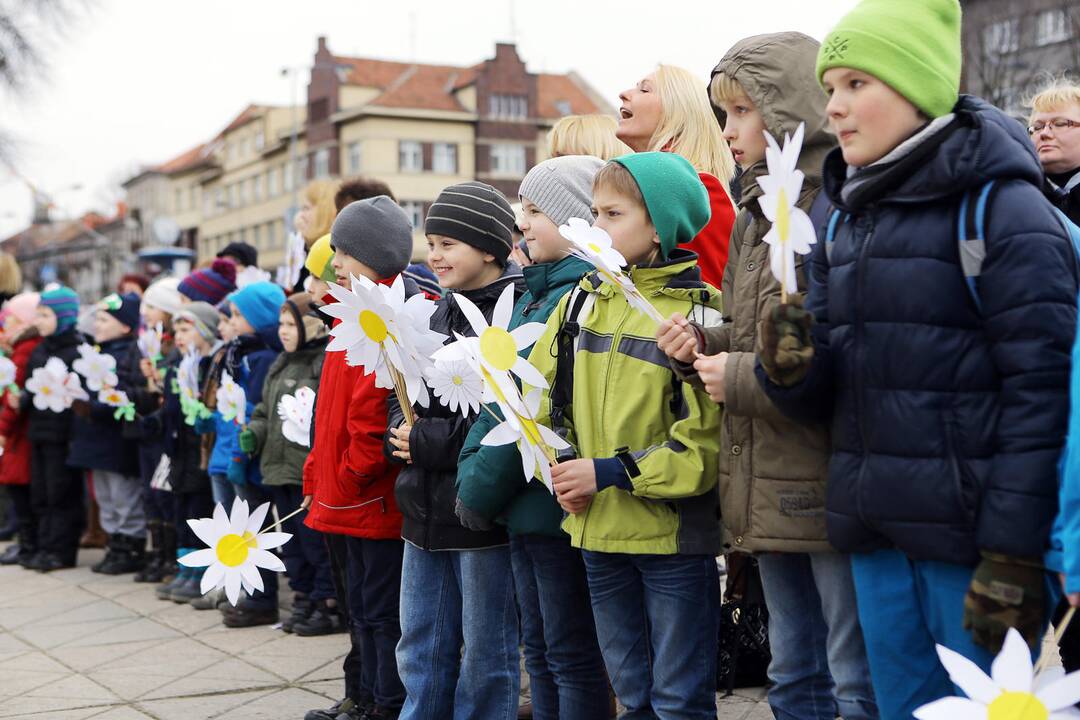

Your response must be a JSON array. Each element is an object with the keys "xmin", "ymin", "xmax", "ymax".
[{"xmin": 0, "ymin": 0, "xmax": 860, "ymax": 238}]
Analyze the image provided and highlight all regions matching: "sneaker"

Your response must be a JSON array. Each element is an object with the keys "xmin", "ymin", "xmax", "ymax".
[
  {"xmin": 156, "ymin": 571, "xmax": 188, "ymax": 601},
  {"xmin": 168, "ymin": 575, "xmax": 204, "ymax": 603},
  {"xmin": 222, "ymin": 604, "xmax": 279, "ymax": 628},
  {"xmin": 305, "ymin": 698, "xmax": 355, "ymax": 720},
  {"xmin": 282, "ymin": 594, "xmax": 313, "ymax": 633},
  {"xmin": 294, "ymin": 600, "xmax": 346, "ymax": 637}
]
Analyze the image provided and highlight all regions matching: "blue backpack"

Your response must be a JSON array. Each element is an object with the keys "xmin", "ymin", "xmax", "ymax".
[{"xmin": 823, "ymin": 180, "xmax": 1080, "ymax": 313}]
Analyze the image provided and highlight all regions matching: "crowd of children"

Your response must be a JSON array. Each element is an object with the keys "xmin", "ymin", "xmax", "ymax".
[{"xmin": 6, "ymin": 0, "xmax": 1080, "ymax": 718}]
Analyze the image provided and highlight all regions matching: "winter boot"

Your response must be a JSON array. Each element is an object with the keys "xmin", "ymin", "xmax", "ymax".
[
  {"xmin": 294, "ymin": 599, "xmax": 346, "ymax": 636},
  {"xmin": 134, "ymin": 521, "xmax": 163, "ymax": 582},
  {"xmin": 101, "ymin": 534, "xmax": 146, "ymax": 575},
  {"xmin": 92, "ymin": 534, "xmax": 119, "ymax": 573},
  {"xmin": 79, "ymin": 495, "xmax": 107, "ymax": 548},
  {"xmin": 169, "ymin": 566, "xmax": 204, "ymax": 603},
  {"xmin": 159, "ymin": 523, "xmax": 178, "ymax": 580},
  {"xmin": 190, "ymin": 587, "xmax": 227, "ymax": 611},
  {"xmin": 156, "ymin": 549, "xmax": 190, "ymax": 601},
  {"xmin": 282, "ymin": 593, "xmax": 313, "ymax": 633}
]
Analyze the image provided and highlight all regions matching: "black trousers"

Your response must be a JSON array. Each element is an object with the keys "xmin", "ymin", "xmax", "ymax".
[
  {"xmin": 174, "ymin": 490, "xmax": 214, "ymax": 548},
  {"xmin": 30, "ymin": 442, "xmax": 83, "ymax": 562},
  {"xmin": 7, "ymin": 483, "xmax": 36, "ymax": 550}
]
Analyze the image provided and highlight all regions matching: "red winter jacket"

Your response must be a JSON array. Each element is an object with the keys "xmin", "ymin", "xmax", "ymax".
[
  {"xmin": 682, "ymin": 172, "xmax": 736, "ymax": 289},
  {"xmin": 0, "ymin": 331, "xmax": 43, "ymax": 486},
  {"xmin": 303, "ymin": 320, "xmax": 403, "ymax": 539}
]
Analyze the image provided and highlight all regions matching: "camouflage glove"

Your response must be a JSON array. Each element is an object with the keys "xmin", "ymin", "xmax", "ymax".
[
  {"xmin": 963, "ymin": 552, "xmax": 1046, "ymax": 652},
  {"xmin": 758, "ymin": 297, "xmax": 815, "ymax": 387}
]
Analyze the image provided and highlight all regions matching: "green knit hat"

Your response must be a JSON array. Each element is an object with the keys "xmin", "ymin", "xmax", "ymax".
[
  {"xmin": 816, "ymin": 0, "xmax": 962, "ymax": 119},
  {"xmin": 611, "ymin": 152, "xmax": 710, "ymax": 260}
]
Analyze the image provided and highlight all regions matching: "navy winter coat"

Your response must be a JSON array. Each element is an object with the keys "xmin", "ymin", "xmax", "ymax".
[
  {"xmin": 759, "ymin": 96, "xmax": 1079, "ymax": 566},
  {"xmin": 68, "ymin": 335, "xmax": 140, "ymax": 476},
  {"xmin": 24, "ymin": 327, "xmax": 85, "ymax": 445}
]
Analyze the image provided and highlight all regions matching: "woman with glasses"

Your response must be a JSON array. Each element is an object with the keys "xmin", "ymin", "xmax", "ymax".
[{"xmin": 1029, "ymin": 80, "xmax": 1080, "ymax": 224}]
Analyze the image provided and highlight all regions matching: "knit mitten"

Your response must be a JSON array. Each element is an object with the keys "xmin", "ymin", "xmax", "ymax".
[
  {"xmin": 963, "ymin": 552, "xmax": 1046, "ymax": 652},
  {"xmin": 758, "ymin": 298, "xmax": 815, "ymax": 387},
  {"xmin": 238, "ymin": 429, "xmax": 256, "ymax": 454}
]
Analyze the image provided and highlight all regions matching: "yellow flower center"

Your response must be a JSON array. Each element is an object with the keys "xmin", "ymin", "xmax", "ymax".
[
  {"xmin": 479, "ymin": 327, "xmax": 517, "ymax": 372},
  {"xmin": 42, "ymin": 387, "xmax": 51, "ymax": 395},
  {"xmin": 587, "ymin": 242, "xmax": 603, "ymax": 255},
  {"xmin": 215, "ymin": 531, "xmax": 255, "ymax": 567},
  {"xmin": 358, "ymin": 310, "xmax": 388, "ymax": 343},
  {"xmin": 988, "ymin": 691, "xmax": 1048, "ymax": 720},
  {"xmin": 521, "ymin": 416, "xmax": 543, "ymax": 446},
  {"xmin": 452, "ymin": 375, "xmax": 463, "ymax": 386},
  {"xmin": 776, "ymin": 187, "xmax": 790, "ymax": 243}
]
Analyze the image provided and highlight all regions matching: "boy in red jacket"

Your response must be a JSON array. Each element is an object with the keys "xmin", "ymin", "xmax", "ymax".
[{"xmin": 302, "ymin": 196, "xmax": 416, "ymax": 720}]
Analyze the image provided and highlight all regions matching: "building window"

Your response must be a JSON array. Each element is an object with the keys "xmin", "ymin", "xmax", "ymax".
[
  {"xmin": 284, "ymin": 161, "xmax": 294, "ymax": 192},
  {"xmin": 253, "ymin": 224, "xmax": 262, "ymax": 249},
  {"xmin": 189, "ymin": 186, "xmax": 196, "ymax": 210},
  {"xmin": 239, "ymin": 227, "xmax": 247, "ymax": 244},
  {"xmin": 433, "ymin": 143, "xmax": 457, "ymax": 174},
  {"xmin": 268, "ymin": 167, "xmax": 279, "ymax": 196},
  {"xmin": 314, "ymin": 148, "xmax": 331, "ymax": 179},
  {"xmin": 253, "ymin": 174, "xmax": 263, "ymax": 203},
  {"xmin": 228, "ymin": 184, "xmax": 238, "ymax": 209},
  {"xmin": 490, "ymin": 143, "xmax": 527, "ymax": 176},
  {"xmin": 1036, "ymin": 9, "xmax": 1069, "ymax": 46},
  {"xmin": 174, "ymin": 188, "xmax": 183, "ymax": 212},
  {"xmin": 489, "ymin": 94, "xmax": 528, "ymax": 119},
  {"xmin": 215, "ymin": 188, "xmax": 226, "ymax": 213},
  {"xmin": 255, "ymin": 131, "xmax": 265, "ymax": 151},
  {"xmin": 400, "ymin": 201, "xmax": 424, "ymax": 230},
  {"xmin": 347, "ymin": 142, "xmax": 362, "ymax": 174},
  {"xmin": 983, "ymin": 18, "xmax": 1020, "ymax": 53},
  {"xmin": 296, "ymin": 156, "xmax": 308, "ymax": 185},
  {"xmin": 238, "ymin": 180, "xmax": 247, "ymax": 207},
  {"xmin": 399, "ymin": 141, "xmax": 423, "ymax": 172}
]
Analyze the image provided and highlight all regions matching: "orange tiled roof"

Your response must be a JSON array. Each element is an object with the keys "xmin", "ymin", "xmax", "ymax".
[
  {"xmin": 332, "ymin": 55, "xmax": 602, "ymax": 118},
  {"xmin": 155, "ymin": 143, "xmax": 211, "ymax": 174},
  {"xmin": 221, "ymin": 104, "xmax": 266, "ymax": 135}
]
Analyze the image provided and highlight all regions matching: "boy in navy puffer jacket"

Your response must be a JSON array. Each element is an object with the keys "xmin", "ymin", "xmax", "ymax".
[{"xmin": 757, "ymin": 1, "xmax": 1079, "ymax": 717}]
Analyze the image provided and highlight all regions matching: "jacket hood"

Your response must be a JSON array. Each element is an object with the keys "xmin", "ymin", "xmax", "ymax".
[
  {"xmin": 444, "ymin": 263, "xmax": 524, "ymax": 324},
  {"xmin": 711, "ymin": 32, "xmax": 835, "ymax": 207},
  {"xmin": 522, "ymin": 256, "xmax": 591, "ymax": 301},
  {"xmin": 824, "ymin": 95, "xmax": 1045, "ymax": 210}
]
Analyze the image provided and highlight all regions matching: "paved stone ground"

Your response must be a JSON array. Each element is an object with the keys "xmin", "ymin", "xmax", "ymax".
[{"xmin": 0, "ymin": 542, "xmax": 770, "ymax": 719}]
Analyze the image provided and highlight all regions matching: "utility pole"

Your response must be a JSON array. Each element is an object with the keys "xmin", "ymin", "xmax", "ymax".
[{"xmin": 282, "ymin": 66, "xmax": 301, "ymax": 245}]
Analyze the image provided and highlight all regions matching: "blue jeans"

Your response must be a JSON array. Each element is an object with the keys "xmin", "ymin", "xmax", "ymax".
[
  {"xmin": 582, "ymin": 551, "xmax": 719, "ymax": 720},
  {"xmin": 757, "ymin": 552, "xmax": 878, "ymax": 720},
  {"xmin": 210, "ymin": 473, "xmax": 236, "ymax": 509},
  {"xmin": 851, "ymin": 549, "xmax": 1059, "ymax": 720},
  {"xmin": 397, "ymin": 543, "xmax": 519, "ymax": 720},
  {"xmin": 511, "ymin": 534, "xmax": 609, "ymax": 720}
]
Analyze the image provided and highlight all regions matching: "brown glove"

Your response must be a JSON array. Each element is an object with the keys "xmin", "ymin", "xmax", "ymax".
[
  {"xmin": 758, "ymin": 297, "xmax": 815, "ymax": 387},
  {"xmin": 963, "ymin": 552, "xmax": 1046, "ymax": 653}
]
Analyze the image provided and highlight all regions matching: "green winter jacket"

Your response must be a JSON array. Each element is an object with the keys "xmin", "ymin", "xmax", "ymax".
[
  {"xmin": 457, "ymin": 255, "xmax": 592, "ymax": 536},
  {"xmin": 529, "ymin": 250, "xmax": 724, "ymax": 555},
  {"xmin": 247, "ymin": 337, "xmax": 326, "ymax": 486}
]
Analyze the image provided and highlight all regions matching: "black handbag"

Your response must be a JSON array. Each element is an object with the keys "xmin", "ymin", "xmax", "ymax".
[{"xmin": 716, "ymin": 553, "xmax": 771, "ymax": 694}]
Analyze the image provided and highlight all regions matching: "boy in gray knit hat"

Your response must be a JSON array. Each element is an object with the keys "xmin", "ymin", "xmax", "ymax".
[{"xmin": 330, "ymin": 195, "xmax": 415, "ymax": 284}]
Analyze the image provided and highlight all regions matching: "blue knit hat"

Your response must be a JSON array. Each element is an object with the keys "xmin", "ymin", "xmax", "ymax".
[
  {"xmin": 98, "ymin": 292, "xmax": 141, "ymax": 331},
  {"xmin": 229, "ymin": 281, "xmax": 286, "ymax": 334},
  {"xmin": 40, "ymin": 286, "xmax": 80, "ymax": 332}
]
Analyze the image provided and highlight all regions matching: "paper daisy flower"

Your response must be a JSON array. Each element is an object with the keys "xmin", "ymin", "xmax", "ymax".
[
  {"xmin": 426, "ymin": 357, "xmax": 484, "ymax": 415},
  {"xmin": 177, "ymin": 348, "xmax": 202, "ymax": 404},
  {"xmin": 215, "ymin": 371, "xmax": 247, "ymax": 425},
  {"xmin": 0, "ymin": 356, "xmax": 16, "ymax": 389},
  {"xmin": 62, "ymin": 371, "xmax": 89, "ymax": 405},
  {"xmin": 179, "ymin": 498, "xmax": 291, "ymax": 606},
  {"xmin": 480, "ymin": 388, "xmax": 570, "ymax": 491},
  {"xmin": 275, "ymin": 231, "xmax": 307, "ymax": 290},
  {"xmin": 73, "ymin": 343, "xmax": 119, "ymax": 392},
  {"xmin": 277, "ymin": 386, "xmax": 315, "ymax": 447},
  {"xmin": 439, "ymin": 284, "xmax": 549, "ymax": 409},
  {"xmin": 137, "ymin": 323, "xmax": 163, "ymax": 363},
  {"xmin": 914, "ymin": 628, "xmax": 1080, "ymax": 720},
  {"xmin": 758, "ymin": 122, "xmax": 817, "ymax": 297},
  {"xmin": 559, "ymin": 218, "xmax": 665, "ymax": 323},
  {"xmin": 98, "ymin": 387, "xmax": 135, "ymax": 421},
  {"xmin": 26, "ymin": 358, "xmax": 71, "ymax": 413}
]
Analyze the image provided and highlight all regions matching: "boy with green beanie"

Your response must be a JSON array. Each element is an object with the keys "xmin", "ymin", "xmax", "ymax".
[
  {"xmin": 528, "ymin": 151, "xmax": 724, "ymax": 718},
  {"xmin": 756, "ymin": 0, "xmax": 1078, "ymax": 716}
]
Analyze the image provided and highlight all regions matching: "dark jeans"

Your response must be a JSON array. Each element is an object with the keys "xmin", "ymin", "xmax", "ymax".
[
  {"xmin": 234, "ymin": 482, "xmax": 277, "ymax": 608},
  {"xmin": 345, "ymin": 536, "xmax": 405, "ymax": 710},
  {"xmin": 511, "ymin": 534, "xmax": 609, "ymax": 720},
  {"xmin": 269, "ymin": 484, "xmax": 335, "ymax": 601},
  {"xmin": 174, "ymin": 490, "xmax": 214, "ymax": 549},
  {"xmin": 326, "ymin": 532, "xmax": 363, "ymax": 703},
  {"xmin": 582, "ymin": 551, "xmax": 720, "ymax": 720},
  {"xmin": 31, "ymin": 442, "xmax": 83, "ymax": 562},
  {"xmin": 7, "ymin": 484, "xmax": 36, "ymax": 551}
]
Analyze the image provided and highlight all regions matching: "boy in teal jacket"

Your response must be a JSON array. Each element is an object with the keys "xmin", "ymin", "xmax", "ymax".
[{"xmin": 456, "ymin": 155, "xmax": 609, "ymax": 718}]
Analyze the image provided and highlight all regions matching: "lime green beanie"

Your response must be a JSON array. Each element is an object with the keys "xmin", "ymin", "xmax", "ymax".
[
  {"xmin": 611, "ymin": 152, "xmax": 710, "ymax": 260},
  {"xmin": 816, "ymin": 0, "xmax": 962, "ymax": 119}
]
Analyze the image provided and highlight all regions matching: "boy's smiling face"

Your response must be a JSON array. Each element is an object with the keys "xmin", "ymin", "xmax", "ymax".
[
  {"xmin": 425, "ymin": 234, "xmax": 501, "ymax": 291},
  {"xmin": 93, "ymin": 310, "xmax": 129, "ymax": 344},
  {"xmin": 591, "ymin": 184, "xmax": 660, "ymax": 267},
  {"xmin": 822, "ymin": 67, "xmax": 925, "ymax": 168}
]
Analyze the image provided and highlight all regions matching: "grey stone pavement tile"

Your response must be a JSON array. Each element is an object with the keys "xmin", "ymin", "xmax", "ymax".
[{"xmin": 0, "ymin": 541, "xmax": 769, "ymax": 717}]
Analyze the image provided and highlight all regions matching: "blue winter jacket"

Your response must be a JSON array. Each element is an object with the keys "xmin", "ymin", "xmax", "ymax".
[
  {"xmin": 207, "ymin": 330, "xmax": 282, "ymax": 483},
  {"xmin": 759, "ymin": 95, "xmax": 1079, "ymax": 566},
  {"xmin": 67, "ymin": 335, "xmax": 140, "ymax": 476}
]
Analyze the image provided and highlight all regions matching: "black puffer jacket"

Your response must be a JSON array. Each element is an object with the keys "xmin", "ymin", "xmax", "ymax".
[
  {"xmin": 760, "ymin": 96, "xmax": 1079, "ymax": 565},
  {"xmin": 67, "ymin": 335, "xmax": 140, "ymax": 476},
  {"xmin": 387, "ymin": 265, "xmax": 524, "ymax": 550},
  {"xmin": 24, "ymin": 327, "xmax": 85, "ymax": 444},
  {"xmin": 1044, "ymin": 170, "xmax": 1080, "ymax": 226}
]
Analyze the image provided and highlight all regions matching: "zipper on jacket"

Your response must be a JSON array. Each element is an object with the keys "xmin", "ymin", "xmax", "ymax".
[{"xmin": 853, "ymin": 213, "xmax": 876, "ymax": 524}]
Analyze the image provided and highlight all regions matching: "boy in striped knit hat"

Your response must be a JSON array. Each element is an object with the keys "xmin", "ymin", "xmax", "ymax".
[{"xmin": 15, "ymin": 286, "xmax": 86, "ymax": 571}]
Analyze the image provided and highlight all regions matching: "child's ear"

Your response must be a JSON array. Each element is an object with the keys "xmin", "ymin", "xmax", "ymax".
[
  {"xmin": 652, "ymin": 230, "xmax": 661, "ymax": 246},
  {"xmin": 483, "ymin": 252, "xmax": 497, "ymax": 265}
]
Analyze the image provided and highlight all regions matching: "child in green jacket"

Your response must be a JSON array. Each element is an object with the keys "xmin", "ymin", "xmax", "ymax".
[{"xmin": 531, "ymin": 152, "xmax": 723, "ymax": 718}]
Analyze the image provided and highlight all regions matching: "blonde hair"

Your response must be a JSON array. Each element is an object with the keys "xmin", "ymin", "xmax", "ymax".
[
  {"xmin": 650, "ymin": 64, "xmax": 736, "ymax": 190},
  {"xmin": 301, "ymin": 180, "xmax": 341, "ymax": 244},
  {"xmin": 1028, "ymin": 77, "xmax": 1080, "ymax": 122},
  {"xmin": 709, "ymin": 72, "xmax": 749, "ymax": 108},
  {"xmin": 0, "ymin": 254, "xmax": 21, "ymax": 297},
  {"xmin": 548, "ymin": 115, "xmax": 630, "ymax": 161}
]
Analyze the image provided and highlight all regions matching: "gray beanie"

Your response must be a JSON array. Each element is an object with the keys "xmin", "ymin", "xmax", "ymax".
[
  {"xmin": 175, "ymin": 301, "xmax": 222, "ymax": 343},
  {"xmin": 331, "ymin": 196, "xmax": 414, "ymax": 280},
  {"xmin": 518, "ymin": 155, "xmax": 605, "ymax": 227}
]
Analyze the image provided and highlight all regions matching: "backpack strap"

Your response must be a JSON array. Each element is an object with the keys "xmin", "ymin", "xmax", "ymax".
[
  {"xmin": 548, "ymin": 285, "xmax": 591, "ymax": 430},
  {"xmin": 957, "ymin": 180, "xmax": 998, "ymax": 313},
  {"xmin": 824, "ymin": 209, "xmax": 845, "ymax": 265}
]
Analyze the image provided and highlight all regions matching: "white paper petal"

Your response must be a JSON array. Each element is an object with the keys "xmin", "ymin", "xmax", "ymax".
[
  {"xmin": 179, "ymin": 548, "xmax": 217, "ymax": 568},
  {"xmin": 201, "ymin": 562, "xmax": 226, "ymax": 594},
  {"xmin": 452, "ymin": 293, "xmax": 491, "ymax": 339},
  {"xmin": 492, "ymin": 284, "xmax": 515, "ymax": 329},
  {"xmin": 246, "ymin": 502, "xmax": 270, "ymax": 535},
  {"xmin": 937, "ymin": 644, "xmax": 1001, "ymax": 704},
  {"xmin": 239, "ymin": 561, "xmax": 264, "ymax": 593},
  {"xmin": 255, "ymin": 532, "xmax": 292, "ymax": 550},
  {"xmin": 1038, "ymin": 668, "xmax": 1080, "ymax": 710},
  {"xmin": 482, "ymin": 421, "xmax": 521, "ymax": 447},
  {"xmin": 224, "ymin": 569, "xmax": 242, "ymax": 606},
  {"xmin": 509, "ymin": 322, "xmax": 547, "ymax": 353},
  {"xmin": 992, "ymin": 628, "xmax": 1034, "ymax": 693},
  {"xmin": 913, "ymin": 696, "xmax": 988, "ymax": 719},
  {"xmin": 511, "ymin": 357, "xmax": 549, "ymax": 390},
  {"xmin": 249, "ymin": 548, "xmax": 286, "ymax": 572}
]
